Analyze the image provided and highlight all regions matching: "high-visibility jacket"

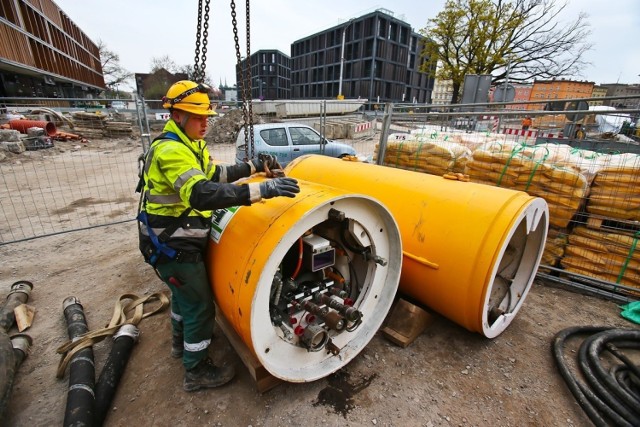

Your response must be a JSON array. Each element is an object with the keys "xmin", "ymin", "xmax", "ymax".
[{"xmin": 139, "ymin": 119, "xmax": 260, "ymax": 254}]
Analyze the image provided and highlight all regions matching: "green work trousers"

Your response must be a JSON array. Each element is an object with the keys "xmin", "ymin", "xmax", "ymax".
[{"xmin": 156, "ymin": 260, "xmax": 214, "ymax": 370}]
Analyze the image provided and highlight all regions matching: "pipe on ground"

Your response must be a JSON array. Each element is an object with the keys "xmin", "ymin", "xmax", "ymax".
[
  {"xmin": 94, "ymin": 324, "xmax": 140, "ymax": 426},
  {"xmin": 0, "ymin": 281, "xmax": 33, "ymax": 333},
  {"xmin": 8, "ymin": 119, "xmax": 57, "ymax": 136},
  {"xmin": 0, "ymin": 333, "xmax": 32, "ymax": 422},
  {"xmin": 62, "ymin": 296, "xmax": 95, "ymax": 427},
  {"xmin": 286, "ymin": 155, "xmax": 548, "ymax": 338}
]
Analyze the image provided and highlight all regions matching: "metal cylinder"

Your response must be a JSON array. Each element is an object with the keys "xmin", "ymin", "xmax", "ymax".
[
  {"xmin": 94, "ymin": 324, "xmax": 139, "ymax": 426},
  {"xmin": 207, "ymin": 177, "xmax": 402, "ymax": 381},
  {"xmin": 8, "ymin": 119, "xmax": 57, "ymax": 136},
  {"xmin": 62, "ymin": 296, "xmax": 95, "ymax": 427},
  {"xmin": 0, "ymin": 281, "xmax": 33, "ymax": 333},
  {"xmin": 286, "ymin": 155, "xmax": 549, "ymax": 338}
]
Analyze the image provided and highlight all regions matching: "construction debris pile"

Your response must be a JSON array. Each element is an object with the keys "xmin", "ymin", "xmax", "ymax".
[
  {"xmin": 205, "ymin": 108, "xmax": 265, "ymax": 145},
  {"xmin": 71, "ymin": 112, "xmax": 133, "ymax": 138}
]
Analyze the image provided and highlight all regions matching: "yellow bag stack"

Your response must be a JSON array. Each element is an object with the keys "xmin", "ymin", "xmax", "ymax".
[
  {"xmin": 587, "ymin": 154, "xmax": 640, "ymax": 221},
  {"xmin": 561, "ymin": 226, "xmax": 640, "ymax": 293},
  {"xmin": 465, "ymin": 142, "xmax": 589, "ymax": 229}
]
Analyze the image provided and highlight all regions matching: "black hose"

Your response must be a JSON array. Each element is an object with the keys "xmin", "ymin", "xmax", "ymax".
[
  {"xmin": 0, "ymin": 281, "xmax": 33, "ymax": 333},
  {"xmin": 552, "ymin": 326, "xmax": 640, "ymax": 427},
  {"xmin": 62, "ymin": 296, "xmax": 95, "ymax": 427},
  {"xmin": 94, "ymin": 324, "xmax": 140, "ymax": 426}
]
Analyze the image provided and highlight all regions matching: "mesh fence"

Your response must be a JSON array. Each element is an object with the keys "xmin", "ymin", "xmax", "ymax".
[{"xmin": 2, "ymin": 96, "xmax": 640, "ymax": 301}]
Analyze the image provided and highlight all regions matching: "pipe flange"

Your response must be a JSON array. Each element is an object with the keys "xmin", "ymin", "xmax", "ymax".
[
  {"xmin": 10, "ymin": 333, "xmax": 33, "ymax": 354},
  {"xmin": 62, "ymin": 296, "xmax": 82, "ymax": 311},
  {"xmin": 114, "ymin": 324, "xmax": 140, "ymax": 342},
  {"xmin": 8, "ymin": 280, "xmax": 33, "ymax": 298}
]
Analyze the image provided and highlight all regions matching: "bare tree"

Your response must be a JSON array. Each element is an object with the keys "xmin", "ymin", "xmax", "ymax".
[
  {"xmin": 420, "ymin": 0, "xmax": 592, "ymax": 102},
  {"xmin": 97, "ymin": 40, "xmax": 132, "ymax": 94}
]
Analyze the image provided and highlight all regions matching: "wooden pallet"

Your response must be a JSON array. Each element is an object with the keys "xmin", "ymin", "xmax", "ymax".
[{"xmin": 215, "ymin": 312, "xmax": 283, "ymax": 393}]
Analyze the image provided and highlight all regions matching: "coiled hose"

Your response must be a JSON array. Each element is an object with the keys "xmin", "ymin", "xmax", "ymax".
[{"xmin": 552, "ymin": 326, "xmax": 640, "ymax": 427}]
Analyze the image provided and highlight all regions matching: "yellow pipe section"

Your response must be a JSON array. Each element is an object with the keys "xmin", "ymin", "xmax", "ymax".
[
  {"xmin": 206, "ymin": 176, "xmax": 402, "ymax": 381},
  {"xmin": 286, "ymin": 155, "xmax": 548, "ymax": 338}
]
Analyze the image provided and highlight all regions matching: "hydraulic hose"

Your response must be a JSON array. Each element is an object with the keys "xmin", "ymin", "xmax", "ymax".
[
  {"xmin": 0, "ymin": 281, "xmax": 33, "ymax": 333},
  {"xmin": 94, "ymin": 324, "xmax": 140, "ymax": 426},
  {"xmin": 552, "ymin": 326, "xmax": 640, "ymax": 427},
  {"xmin": 0, "ymin": 333, "xmax": 31, "ymax": 422},
  {"xmin": 62, "ymin": 297, "xmax": 95, "ymax": 427}
]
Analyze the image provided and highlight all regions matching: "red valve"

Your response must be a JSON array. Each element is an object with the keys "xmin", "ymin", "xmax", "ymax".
[
  {"xmin": 344, "ymin": 298, "xmax": 354, "ymax": 306},
  {"xmin": 294, "ymin": 325, "xmax": 305, "ymax": 336}
]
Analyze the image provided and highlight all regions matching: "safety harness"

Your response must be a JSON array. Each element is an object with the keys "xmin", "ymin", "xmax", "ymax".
[{"xmin": 136, "ymin": 131, "xmax": 196, "ymax": 266}]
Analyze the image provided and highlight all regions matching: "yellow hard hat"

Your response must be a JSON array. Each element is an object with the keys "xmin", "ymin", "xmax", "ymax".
[{"xmin": 162, "ymin": 80, "xmax": 217, "ymax": 116}]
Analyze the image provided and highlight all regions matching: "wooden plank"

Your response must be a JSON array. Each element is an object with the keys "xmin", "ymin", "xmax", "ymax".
[
  {"xmin": 215, "ymin": 312, "xmax": 283, "ymax": 393},
  {"xmin": 381, "ymin": 298, "xmax": 434, "ymax": 348}
]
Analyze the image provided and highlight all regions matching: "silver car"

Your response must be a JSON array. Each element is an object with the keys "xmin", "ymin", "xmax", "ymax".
[{"xmin": 235, "ymin": 123, "xmax": 356, "ymax": 167}]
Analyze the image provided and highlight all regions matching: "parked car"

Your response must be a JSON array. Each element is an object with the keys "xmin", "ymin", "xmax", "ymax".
[{"xmin": 235, "ymin": 123, "xmax": 356, "ymax": 167}]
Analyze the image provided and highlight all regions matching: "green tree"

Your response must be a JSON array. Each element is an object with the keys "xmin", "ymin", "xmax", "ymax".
[
  {"xmin": 97, "ymin": 40, "xmax": 132, "ymax": 95},
  {"xmin": 420, "ymin": 0, "xmax": 592, "ymax": 103}
]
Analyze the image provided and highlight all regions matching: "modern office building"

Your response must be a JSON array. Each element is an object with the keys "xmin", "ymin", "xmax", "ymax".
[
  {"xmin": 236, "ymin": 49, "xmax": 291, "ymax": 100},
  {"xmin": 290, "ymin": 9, "xmax": 435, "ymax": 103},
  {"xmin": 0, "ymin": 0, "xmax": 105, "ymax": 100}
]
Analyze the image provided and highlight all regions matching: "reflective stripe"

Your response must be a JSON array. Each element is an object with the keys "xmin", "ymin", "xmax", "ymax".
[
  {"xmin": 249, "ymin": 182, "xmax": 262, "ymax": 203},
  {"xmin": 171, "ymin": 311, "xmax": 183, "ymax": 322},
  {"xmin": 174, "ymin": 168, "xmax": 205, "ymax": 191},
  {"xmin": 140, "ymin": 226, "xmax": 209, "ymax": 239},
  {"xmin": 218, "ymin": 166, "xmax": 228, "ymax": 183},
  {"xmin": 248, "ymin": 161, "xmax": 257, "ymax": 175},
  {"xmin": 147, "ymin": 193, "xmax": 182, "ymax": 204},
  {"xmin": 184, "ymin": 338, "xmax": 211, "ymax": 352}
]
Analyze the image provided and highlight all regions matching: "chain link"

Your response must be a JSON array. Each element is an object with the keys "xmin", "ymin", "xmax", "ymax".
[
  {"xmin": 230, "ymin": 0, "xmax": 254, "ymax": 158},
  {"xmin": 193, "ymin": 0, "xmax": 203, "ymax": 82},
  {"xmin": 201, "ymin": 1, "xmax": 209, "ymax": 80},
  {"xmin": 245, "ymin": 0, "xmax": 254, "ymax": 157}
]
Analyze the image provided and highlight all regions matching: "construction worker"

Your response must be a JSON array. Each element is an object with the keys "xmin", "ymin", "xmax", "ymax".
[
  {"xmin": 138, "ymin": 80, "xmax": 300, "ymax": 391},
  {"xmin": 521, "ymin": 116, "xmax": 532, "ymax": 130},
  {"xmin": 574, "ymin": 123, "xmax": 586, "ymax": 139}
]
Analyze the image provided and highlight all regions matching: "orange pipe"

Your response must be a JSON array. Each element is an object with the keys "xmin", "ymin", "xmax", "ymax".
[
  {"xmin": 8, "ymin": 120, "xmax": 57, "ymax": 136},
  {"xmin": 285, "ymin": 155, "xmax": 548, "ymax": 338}
]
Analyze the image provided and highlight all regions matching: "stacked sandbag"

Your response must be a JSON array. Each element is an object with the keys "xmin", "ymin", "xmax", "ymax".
[
  {"xmin": 542, "ymin": 228, "xmax": 569, "ymax": 267},
  {"xmin": 465, "ymin": 141, "xmax": 589, "ymax": 229},
  {"xmin": 586, "ymin": 154, "xmax": 640, "ymax": 221},
  {"xmin": 375, "ymin": 133, "xmax": 471, "ymax": 175},
  {"xmin": 561, "ymin": 226, "xmax": 640, "ymax": 292}
]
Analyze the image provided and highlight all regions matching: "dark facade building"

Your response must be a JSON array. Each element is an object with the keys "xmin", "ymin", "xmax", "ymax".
[
  {"xmin": 0, "ymin": 0, "xmax": 104, "ymax": 100},
  {"xmin": 290, "ymin": 9, "xmax": 434, "ymax": 103},
  {"xmin": 236, "ymin": 49, "xmax": 291, "ymax": 100}
]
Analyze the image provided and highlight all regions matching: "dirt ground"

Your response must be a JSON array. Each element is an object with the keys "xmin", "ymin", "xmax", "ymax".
[{"xmin": 0, "ymin": 134, "xmax": 637, "ymax": 427}]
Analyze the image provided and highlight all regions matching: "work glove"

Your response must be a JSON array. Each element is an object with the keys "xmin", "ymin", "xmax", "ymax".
[
  {"xmin": 251, "ymin": 153, "xmax": 278, "ymax": 172},
  {"xmin": 259, "ymin": 177, "xmax": 300, "ymax": 199}
]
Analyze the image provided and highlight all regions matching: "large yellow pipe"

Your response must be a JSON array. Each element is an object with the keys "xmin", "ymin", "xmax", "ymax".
[
  {"xmin": 207, "ymin": 177, "xmax": 402, "ymax": 381},
  {"xmin": 286, "ymin": 155, "xmax": 548, "ymax": 338}
]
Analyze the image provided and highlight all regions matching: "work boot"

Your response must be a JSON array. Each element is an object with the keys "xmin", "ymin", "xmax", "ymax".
[
  {"xmin": 183, "ymin": 357, "xmax": 235, "ymax": 392},
  {"xmin": 171, "ymin": 335, "xmax": 183, "ymax": 359}
]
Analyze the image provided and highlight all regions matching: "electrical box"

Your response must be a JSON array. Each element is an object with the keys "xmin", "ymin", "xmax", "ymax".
[{"xmin": 302, "ymin": 234, "xmax": 335, "ymax": 272}]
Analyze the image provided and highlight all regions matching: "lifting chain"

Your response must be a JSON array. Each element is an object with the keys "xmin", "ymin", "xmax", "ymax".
[
  {"xmin": 193, "ymin": 0, "xmax": 210, "ymax": 83},
  {"xmin": 231, "ymin": 0, "xmax": 254, "ymax": 159}
]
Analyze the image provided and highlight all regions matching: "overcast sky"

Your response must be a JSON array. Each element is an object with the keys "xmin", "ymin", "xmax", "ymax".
[{"xmin": 55, "ymin": 0, "xmax": 640, "ymax": 89}]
